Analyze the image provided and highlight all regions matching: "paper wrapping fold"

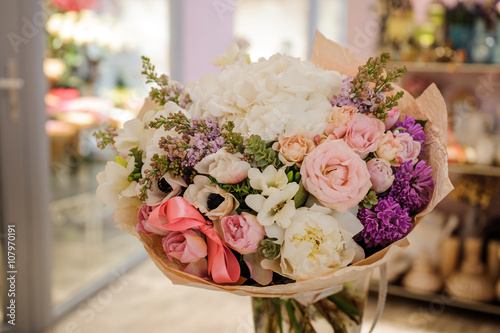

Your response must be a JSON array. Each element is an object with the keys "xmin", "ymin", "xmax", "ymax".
[{"xmin": 116, "ymin": 32, "xmax": 453, "ymax": 305}]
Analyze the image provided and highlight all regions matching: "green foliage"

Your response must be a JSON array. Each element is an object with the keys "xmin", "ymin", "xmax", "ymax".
[
  {"xmin": 244, "ymin": 135, "xmax": 283, "ymax": 169},
  {"xmin": 258, "ymin": 238, "xmax": 281, "ymax": 260},
  {"xmin": 222, "ymin": 121, "xmax": 245, "ymax": 154},
  {"xmin": 359, "ymin": 190, "xmax": 378, "ymax": 210},
  {"xmin": 127, "ymin": 147, "xmax": 144, "ymax": 182},
  {"xmin": 93, "ymin": 126, "xmax": 117, "ymax": 149},
  {"xmin": 293, "ymin": 181, "xmax": 308, "ymax": 208}
]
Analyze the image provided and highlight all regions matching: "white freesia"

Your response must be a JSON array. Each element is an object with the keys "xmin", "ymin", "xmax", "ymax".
[
  {"xmin": 184, "ymin": 175, "xmax": 239, "ymax": 221},
  {"xmin": 278, "ymin": 205, "xmax": 363, "ymax": 280},
  {"xmin": 96, "ymin": 156, "xmax": 137, "ymax": 205},
  {"xmin": 187, "ymin": 53, "xmax": 343, "ymax": 141},
  {"xmin": 212, "ymin": 43, "xmax": 250, "ymax": 67},
  {"xmin": 195, "ymin": 148, "xmax": 250, "ymax": 184},
  {"xmin": 245, "ymin": 182, "xmax": 299, "ymax": 228},
  {"xmin": 248, "ymin": 165, "xmax": 288, "ymax": 196},
  {"xmin": 114, "ymin": 102, "xmax": 185, "ymax": 155}
]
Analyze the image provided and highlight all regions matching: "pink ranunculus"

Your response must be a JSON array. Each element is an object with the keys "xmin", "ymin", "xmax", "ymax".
[
  {"xmin": 343, "ymin": 114, "xmax": 385, "ymax": 157},
  {"xmin": 300, "ymin": 139, "xmax": 372, "ymax": 212},
  {"xmin": 272, "ymin": 132, "xmax": 316, "ymax": 167},
  {"xmin": 376, "ymin": 132, "xmax": 404, "ymax": 165},
  {"xmin": 162, "ymin": 230, "xmax": 208, "ymax": 263},
  {"xmin": 221, "ymin": 213, "xmax": 265, "ymax": 255},
  {"xmin": 385, "ymin": 107, "xmax": 400, "ymax": 130},
  {"xmin": 395, "ymin": 132, "xmax": 421, "ymax": 165},
  {"xmin": 366, "ymin": 158, "xmax": 394, "ymax": 193},
  {"xmin": 136, "ymin": 204, "xmax": 167, "ymax": 236}
]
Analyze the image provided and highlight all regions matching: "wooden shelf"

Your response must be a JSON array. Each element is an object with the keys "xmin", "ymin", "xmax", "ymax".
[
  {"xmin": 370, "ymin": 283, "xmax": 500, "ymax": 316},
  {"xmin": 390, "ymin": 61, "xmax": 500, "ymax": 74},
  {"xmin": 448, "ymin": 163, "xmax": 500, "ymax": 177}
]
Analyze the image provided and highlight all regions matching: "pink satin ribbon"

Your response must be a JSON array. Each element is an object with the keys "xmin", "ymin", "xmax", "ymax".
[{"xmin": 148, "ymin": 196, "xmax": 241, "ymax": 284}]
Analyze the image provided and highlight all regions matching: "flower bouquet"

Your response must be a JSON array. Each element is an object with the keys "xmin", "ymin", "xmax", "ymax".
[{"xmin": 95, "ymin": 32, "xmax": 452, "ymax": 332}]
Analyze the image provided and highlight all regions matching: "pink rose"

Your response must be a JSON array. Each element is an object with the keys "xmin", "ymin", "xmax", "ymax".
[
  {"xmin": 300, "ymin": 140, "xmax": 372, "ymax": 212},
  {"xmin": 183, "ymin": 258, "xmax": 209, "ymax": 279},
  {"xmin": 395, "ymin": 132, "xmax": 421, "ymax": 164},
  {"xmin": 272, "ymin": 132, "xmax": 315, "ymax": 167},
  {"xmin": 195, "ymin": 148, "xmax": 250, "ymax": 184},
  {"xmin": 366, "ymin": 158, "xmax": 394, "ymax": 193},
  {"xmin": 221, "ymin": 213, "xmax": 265, "ymax": 254},
  {"xmin": 343, "ymin": 114, "xmax": 385, "ymax": 157},
  {"xmin": 385, "ymin": 107, "xmax": 400, "ymax": 130},
  {"xmin": 162, "ymin": 230, "xmax": 208, "ymax": 263},
  {"xmin": 376, "ymin": 132, "xmax": 404, "ymax": 165},
  {"xmin": 136, "ymin": 204, "xmax": 167, "ymax": 236}
]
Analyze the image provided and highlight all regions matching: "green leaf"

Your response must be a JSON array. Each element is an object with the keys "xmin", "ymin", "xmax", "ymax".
[
  {"xmin": 415, "ymin": 119, "xmax": 427, "ymax": 128},
  {"xmin": 287, "ymin": 171, "xmax": 294, "ymax": 182},
  {"xmin": 293, "ymin": 181, "xmax": 308, "ymax": 208},
  {"xmin": 257, "ymin": 159, "xmax": 268, "ymax": 167},
  {"xmin": 294, "ymin": 172, "xmax": 301, "ymax": 183}
]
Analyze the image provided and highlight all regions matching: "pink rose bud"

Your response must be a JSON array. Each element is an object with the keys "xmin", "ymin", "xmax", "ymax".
[
  {"xmin": 162, "ymin": 230, "xmax": 208, "ymax": 263},
  {"xmin": 366, "ymin": 158, "xmax": 395, "ymax": 193},
  {"xmin": 395, "ymin": 132, "xmax": 421, "ymax": 165},
  {"xmin": 385, "ymin": 107, "xmax": 400, "ymax": 131},
  {"xmin": 301, "ymin": 139, "xmax": 372, "ymax": 212},
  {"xmin": 221, "ymin": 213, "xmax": 265, "ymax": 255},
  {"xmin": 343, "ymin": 114, "xmax": 385, "ymax": 158}
]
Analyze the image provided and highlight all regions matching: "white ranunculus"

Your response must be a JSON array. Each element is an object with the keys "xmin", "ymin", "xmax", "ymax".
[
  {"xmin": 248, "ymin": 165, "xmax": 288, "ymax": 196},
  {"xmin": 195, "ymin": 148, "xmax": 250, "ymax": 184},
  {"xmin": 279, "ymin": 205, "xmax": 363, "ymax": 280},
  {"xmin": 245, "ymin": 182, "xmax": 299, "ymax": 228},
  {"xmin": 186, "ymin": 53, "xmax": 343, "ymax": 141}
]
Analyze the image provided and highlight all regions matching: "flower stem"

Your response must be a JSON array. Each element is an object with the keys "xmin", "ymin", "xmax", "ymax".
[{"xmin": 285, "ymin": 300, "xmax": 302, "ymax": 333}]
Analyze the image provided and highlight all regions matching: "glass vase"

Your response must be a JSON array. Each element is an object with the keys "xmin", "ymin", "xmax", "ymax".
[{"xmin": 252, "ymin": 274, "xmax": 371, "ymax": 333}]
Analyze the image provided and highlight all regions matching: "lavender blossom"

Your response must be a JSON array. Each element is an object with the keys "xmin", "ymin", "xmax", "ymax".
[
  {"xmin": 390, "ymin": 160, "xmax": 434, "ymax": 214},
  {"xmin": 355, "ymin": 196, "xmax": 413, "ymax": 248}
]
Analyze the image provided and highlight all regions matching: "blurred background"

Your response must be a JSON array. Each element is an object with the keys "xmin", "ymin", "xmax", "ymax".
[{"xmin": 1, "ymin": 0, "xmax": 500, "ymax": 332}]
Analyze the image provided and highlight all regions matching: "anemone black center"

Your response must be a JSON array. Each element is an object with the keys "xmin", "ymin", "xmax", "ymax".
[
  {"xmin": 158, "ymin": 178, "xmax": 173, "ymax": 193},
  {"xmin": 207, "ymin": 193, "xmax": 225, "ymax": 210}
]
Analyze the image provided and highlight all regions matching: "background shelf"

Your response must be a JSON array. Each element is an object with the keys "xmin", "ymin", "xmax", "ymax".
[
  {"xmin": 448, "ymin": 163, "xmax": 500, "ymax": 177},
  {"xmin": 390, "ymin": 62, "xmax": 500, "ymax": 74}
]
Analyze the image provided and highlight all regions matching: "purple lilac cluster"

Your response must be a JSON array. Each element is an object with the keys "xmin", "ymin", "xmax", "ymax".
[
  {"xmin": 355, "ymin": 197, "xmax": 412, "ymax": 248},
  {"xmin": 331, "ymin": 76, "xmax": 387, "ymax": 114},
  {"xmin": 389, "ymin": 160, "xmax": 434, "ymax": 214},
  {"xmin": 393, "ymin": 115, "xmax": 426, "ymax": 146},
  {"xmin": 182, "ymin": 116, "xmax": 225, "ymax": 167}
]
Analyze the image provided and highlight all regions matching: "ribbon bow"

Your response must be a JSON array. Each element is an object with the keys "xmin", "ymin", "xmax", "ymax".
[{"xmin": 148, "ymin": 196, "xmax": 240, "ymax": 284}]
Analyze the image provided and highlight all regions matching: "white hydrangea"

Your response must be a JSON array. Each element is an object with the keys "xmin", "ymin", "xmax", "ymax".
[{"xmin": 186, "ymin": 54, "xmax": 343, "ymax": 141}]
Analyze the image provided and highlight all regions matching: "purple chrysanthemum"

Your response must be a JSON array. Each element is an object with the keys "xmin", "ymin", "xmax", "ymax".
[
  {"xmin": 390, "ymin": 160, "xmax": 434, "ymax": 214},
  {"xmin": 393, "ymin": 115, "xmax": 426, "ymax": 146},
  {"xmin": 355, "ymin": 197, "xmax": 413, "ymax": 248}
]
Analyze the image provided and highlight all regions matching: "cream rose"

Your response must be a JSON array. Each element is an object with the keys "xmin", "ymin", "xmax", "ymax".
[
  {"xmin": 195, "ymin": 148, "xmax": 250, "ymax": 184},
  {"xmin": 272, "ymin": 132, "xmax": 315, "ymax": 167},
  {"xmin": 300, "ymin": 140, "xmax": 372, "ymax": 212},
  {"xmin": 366, "ymin": 158, "xmax": 394, "ymax": 193},
  {"xmin": 343, "ymin": 113, "xmax": 385, "ymax": 157},
  {"xmin": 376, "ymin": 132, "xmax": 404, "ymax": 165}
]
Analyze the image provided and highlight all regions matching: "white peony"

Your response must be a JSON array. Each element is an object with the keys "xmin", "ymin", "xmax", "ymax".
[
  {"xmin": 186, "ymin": 53, "xmax": 343, "ymax": 141},
  {"xmin": 245, "ymin": 182, "xmax": 299, "ymax": 228},
  {"xmin": 278, "ymin": 205, "xmax": 364, "ymax": 280},
  {"xmin": 247, "ymin": 165, "xmax": 288, "ymax": 196}
]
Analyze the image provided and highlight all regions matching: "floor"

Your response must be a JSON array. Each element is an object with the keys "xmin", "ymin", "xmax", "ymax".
[{"xmin": 47, "ymin": 258, "xmax": 500, "ymax": 333}]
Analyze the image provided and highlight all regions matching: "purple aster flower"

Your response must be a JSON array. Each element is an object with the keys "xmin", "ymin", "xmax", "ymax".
[
  {"xmin": 355, "ymin": 196, "xmax": 413, "ymax": 248},
  {"xmin": 390, "ymin": 160, "xmax": 434, "ymax": 214},
  {"xmin": 393, "ymin": 115, "xmax": 426, "ymax": 146}
]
